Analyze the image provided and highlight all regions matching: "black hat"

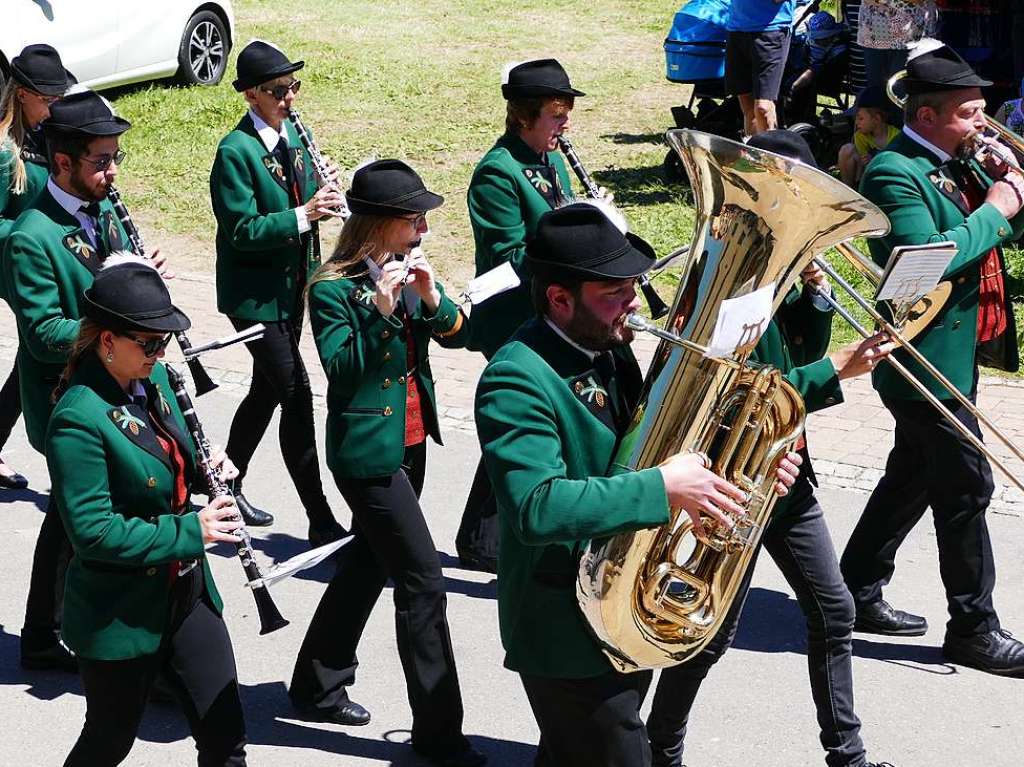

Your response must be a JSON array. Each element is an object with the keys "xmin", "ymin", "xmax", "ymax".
[
  {"xmin": 84, "ymin": 259, "xmax": 190, "ymax": 333},
  {"xmin": 346, "ymin": 159, "xmax": 444, "ymax": 217},
  {"xmin": 10, "ymin": 44, "xmax": 76, "ymax": 96},
  {"xmin": 843, "ymin": 85, "xmax": 889, "ymax": 116},
  {"xmin": 902, "ymin": 41, "xmax": 991, "ymax": 95},
  {"xmin": 502, "ymin": 59, "xmax": 585, "ymax": 100},
  {"xmin": 746, "ymin": 129, "xmax": 818, "ymax": 169},
  {"xmin": 43, "ymin": 90, "xmax": 131, "ymax": 137},
  {"xmin": 527, "ymin": 202, "xmax": 655, "ymax": 280},
  {"xmin": 233, "ymin": 40, "xmax": 304, "ymax": 92}
]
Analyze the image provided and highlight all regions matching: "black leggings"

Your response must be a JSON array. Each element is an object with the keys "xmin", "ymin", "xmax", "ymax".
[{"xmin": 0, "ymin": 361, "xmax": 21, "ymax": 449}]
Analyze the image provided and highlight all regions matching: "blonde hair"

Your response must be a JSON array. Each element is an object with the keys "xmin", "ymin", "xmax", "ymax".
[
  {"xmin": 53, "ymin": 319, "xmax": 105, "ymax": 403},
  {"xmin": 0, "ymin": 80, "xmax": 29, "ymax": 195},
  {"xmin": 307, "ymin": 212, "xmax": 407, "ymax": 291}
]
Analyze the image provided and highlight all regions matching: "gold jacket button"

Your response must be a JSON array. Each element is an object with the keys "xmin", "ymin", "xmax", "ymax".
[
  {"xmin": 381, "ymin": 329, "xmax": 391, "ymax": 339},
  {"xmin": 957, "ymin": 276, "xmax": 966, "ymax": 284},
  {"xmin": 952, "ymin": 320, "xmax": 961, "ymax": 330},
  {"xmin": 383, "ymin": 406, "xmax": 393, "ymax": 416},
  {"xmin": 383, "ymin": 351, "xmax": 392, "ymax": 361},
  {"xmin": 792, "ymin": 335, "xmax": 804, "ymax": 345},
  {"xmin": 398, "ymin": 376, "xmax": 406, "ymax": 385},
  {"xmin": 147, "ymin": 477, "xmax": 157, "ymax": 488},
  {"xmin": 825, "ymin": 397, "xmax": 837, "ymax": 405},
  {"xmin": 382, "ymin": 378, "xmax": 392, "ymax": 389},
  {"xmin": 146, "ymin": 567, "xmax": 157, "ymax": 576},
  {"xmin": 998, "ymin": 226, "xmax": 1008, "ymax": 237}
]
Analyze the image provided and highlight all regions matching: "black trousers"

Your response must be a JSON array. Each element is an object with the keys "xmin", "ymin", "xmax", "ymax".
[
  {"xmin": 22, "ymin": 497, "xmax": 72, "ymax": 651},
  {"xmin": 454, "ymin": 457, "xmax": 499, "ymax": 561},
  {"xmin": 521, "ymin": 669, "xmax": 653, "ymax": 767},
  {"xmin": 648, "ymin": 484, "xmax": 865, "ymax": 767},
  {"xmin": 290, "ymin": 442, "xmax": 467, "ymax": 753},
  {"xmin": 0, "ymin": 360, "xmax": 21, "ymax": 448},
  {"xmin": 226, "ymin": 317, "xmax": 333, "ymax": 529},
  {"xmin": 840, "ymin": 387, "xmax": 998, "ymax": 637},
  {"xmin": 65, "ymin": 571, "xmax": 246, "ymax": 766}
]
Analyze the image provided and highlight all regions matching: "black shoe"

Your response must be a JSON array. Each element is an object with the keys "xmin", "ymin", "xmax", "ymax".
[
  {"xmin": 854, "ymin": 599, "xmax": 928, "ymax": 637},
  {"xmin": 308, "ymin": 520, "xmax": 348, "ymax": 549},
  {"xmin": 21, "ymin": 642, "xmax": 78, "ymax": 673},
  {"xmin": 0, "ymin": 471, "xmax": 28, "ymax": 489},
  {"xmin": 943, "ymin": 629, "xmax": 1024, "ymax": 678},
  {"xmin": 458, "ymin": 550, "xmax": 497, "ymax": 574},
  {"xmin": 413, "ymin": 742, "xmax": 487, "ymax": 767},
  {"xmin": 867, "ymin": 762, "xmax": 897, "ymax": 766},
  {"xmin": 234, "ymin": 492, "xmax": 274, "ymax": 527},
  {"xmin": 294, "ymin": 699, "xmax": 371, "ymax": 726}
]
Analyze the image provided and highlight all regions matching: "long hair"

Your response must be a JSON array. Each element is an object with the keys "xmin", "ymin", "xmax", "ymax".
[
  {"xmin": 307, "ymin": 212, "xmax": 406, "ymax": 291},
  {"xmin": 53, "ymin": 319, "xmax": 105, "ymax": 403},
  {"xmin": 0, "ymin": 80, "xmax": 29, "ymax": 195}
]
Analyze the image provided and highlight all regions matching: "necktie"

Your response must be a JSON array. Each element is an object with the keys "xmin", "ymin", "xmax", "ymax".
[
  {"xmin": 273, "ymin": 138, "xmax": 298, "ymax": 205},
  {"xmin": 594, "ymin": 352, "xmax": 625, "ymax": 430},
  {"xmin": 78, "ymin": 202, "xmax": 104, "ymax": 254},
  {"xmin": 79, "ymin": 201, "xmax": 101, "ymax": 219}
]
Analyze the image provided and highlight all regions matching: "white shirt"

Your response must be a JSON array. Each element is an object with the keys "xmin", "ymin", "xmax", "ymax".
[
  {"xmin": 247, "ymin": 109, "xmax": 310, "ymax": 234},
  {"xmin": 902, "ymin": 124, "xmax": 953, "ymax": 163},
  {"xmin": 544, "ymin": 317, "xmax": 600, "ymax": 361},
  {"xmin": 46, "ymin": 177, "xmax": 100, "ymax": 247}
]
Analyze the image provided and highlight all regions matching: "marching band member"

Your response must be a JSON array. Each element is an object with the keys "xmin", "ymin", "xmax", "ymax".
[
  {"xmin": 841, "ymin": 42, "xmax": 1024, "ymax": 677},
  {"xmin": 49, "ymin": 259, "xmax": 246, "ymax": 766},
  {"xmin": 646, "ymin": 131, "xmax": 896, "ymax": 767},
  {"xmin": 457, "ymin": 58, "xmax": 585, "ymax": 573},
  {"xmin": 0, "ymin": 44, "xmax": 74, "ymax": 489},
  {"xmin": 289, "ymin": 160, "xmax": 484, "ymax": 767},
  {"xmin": 474, "ymin": 202, "xmax": 801, "ymax": 766},
  {"xmin": 209, "ymin": 40, "xmax": 344, "ymax": 542},
  {"xmin": 2, "ymin": 89, "xmax": 134, "ymax": 672}
]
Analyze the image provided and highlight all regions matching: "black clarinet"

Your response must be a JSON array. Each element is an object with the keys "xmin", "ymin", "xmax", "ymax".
[
  {"xmin": 106, "ymin": 185, "xmax": 219, "ymax": 395},
  {"xmin": 556, "ymin": 136, "xmax": 670, "ymax": 320},
  {"xmin": 165, "ymin": 364, "xmax": 288, "ymax": 636}
]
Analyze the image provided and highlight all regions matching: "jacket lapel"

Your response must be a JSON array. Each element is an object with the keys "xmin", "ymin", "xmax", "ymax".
[
  {"xmin": 107, "ymin": 403, "xmax": 172, "ymax": 470},
  {"xmin": 926, "ymin": 164, "xmax": 971, "ymax": 216},
  {"xmin": 348, "ymin": 277, "xmax": 377, "ymax": 312},
  {"xmin": 146, "ymin": 379, "xmax": 196, "ymax": 482},
  {"xmin": 61, "ymin": 229, "xmax": 102, "ymax": 274}
]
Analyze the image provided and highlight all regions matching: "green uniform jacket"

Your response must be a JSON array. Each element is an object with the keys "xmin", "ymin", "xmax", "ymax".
[
  {"xmin": 859, "ymin": 133, "xmax": 1024, "ymax": 400},
  {"xmin": 46, "ymin": 357, "xmax": 222, "ymax": 661},
  {"xmin": 467, "ymin": 133, "xmax": 575, "ymax": 358},
  {"xmin": 210, "ymin": 114, "xmax": 319, "ymax": 321},
  {"xmin": 1, "ymin": 186, "xmax": 128, "ymax": 452},
  {"xmin": 0, "ymin": 143, "xmax": 49, "ymax": 302},
  {"xmin": 752, "ymin": 286, "xmax": 844, "ymax": 515},
  {"xmin": 475, "ymin": 318, "xmax": 670, "ymax": 678},
  {"xmin": 310, "ymin": 274, "xmax": 469, "ymax": 479}
]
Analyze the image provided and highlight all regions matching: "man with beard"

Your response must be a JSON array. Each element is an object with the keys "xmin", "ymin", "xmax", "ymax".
[
  {"xmin": 2, "ymin": 89, "xmax": 138, "ymax": 671},
  {"xmin": 474, "ymin": 202, "xmax": 802, "ymax": 766}
]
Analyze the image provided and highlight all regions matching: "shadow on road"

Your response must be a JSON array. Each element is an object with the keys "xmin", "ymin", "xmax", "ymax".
[
  {"xmin": 0, "ymin": 487, "xmax": 49, "ymax": 512},
  {"xmin": 0, "ymin": 624, "xmax": 83, "ymax": 702}
]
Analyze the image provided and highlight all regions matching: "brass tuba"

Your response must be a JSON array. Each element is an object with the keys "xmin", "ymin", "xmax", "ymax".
[{"xmin": 577, "ymin": 130, "xmax": 890, "ymax": 672}]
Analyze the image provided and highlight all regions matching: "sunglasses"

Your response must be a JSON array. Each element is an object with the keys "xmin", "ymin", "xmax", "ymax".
[
  {"xmin": 122, "ymin": 332, "xmax": 173, "ymax": 357},
  {"xmin": 79, "ymin": 149, "xmax": 126, "ymax": 171},
  {"xmin": 399, "ymin": 212, "xmax": 427, "ymax": 228},
  {"xmin": 259, "ymin": 79, "xmax": 301, "ymax": 100}
]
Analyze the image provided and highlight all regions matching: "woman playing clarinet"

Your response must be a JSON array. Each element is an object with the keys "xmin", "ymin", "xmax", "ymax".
[
  {"xmin": 46, "ymin": 257, "xmax": 247, "ymax": 766},
  {"xmin": 289, "ymin": 160, "xmax": 484, "ymax": 767}
]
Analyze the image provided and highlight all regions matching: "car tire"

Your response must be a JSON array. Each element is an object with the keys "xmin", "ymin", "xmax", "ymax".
[{"xmin": 176, "ymin": 10, "xmax": 229, "ymax": 86}]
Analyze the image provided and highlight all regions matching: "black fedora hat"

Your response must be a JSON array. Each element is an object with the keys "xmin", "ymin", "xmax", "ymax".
[
  {"xmin": 233, "ymin": 40, "xmax": 304, "ymax": 92},
  {"xmin": 10, "ymin": 44, "xmax": 76, "ymax": 96},
  {"xmin": 346, "ymin": 159, "xmax": 444, "ymax": 217},
  {"xmin": 42, "ymin": 90, "xmax": 131, "ymax": 137},
  {"xmin": 746, "ymin": 129, "xmax": 818, "ymax": 169},
  {"xmin": 502, "ymin": 59, "xmax": 585, "ymax": 100},
  {"xmin": 527, "ymin": 202, "xmax": 655, "ymax": 280},
  {"xmin": 902, "ymin": 40, "xmax": 991, "ymax": 95},
  {"xmin": 83, "ymin": 257, "xmax": 190, "ymax": 333}
]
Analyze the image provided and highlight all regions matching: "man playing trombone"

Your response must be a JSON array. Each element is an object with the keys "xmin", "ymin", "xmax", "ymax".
[{"xmin": 841, "ymin": 40, "xmax": 1024, "ymax": 677}]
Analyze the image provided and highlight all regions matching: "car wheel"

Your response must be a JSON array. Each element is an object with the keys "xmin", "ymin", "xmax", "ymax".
[{"xmin": 176, "ymin": 10, "xmax": 229, "ymax": 86}]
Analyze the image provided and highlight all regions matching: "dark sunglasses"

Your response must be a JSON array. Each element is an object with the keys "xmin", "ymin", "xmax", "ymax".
[
  {"xmin": 122, "ymin": 332, "xmax": 173, "ymax": 357},
  {"xmin": 260, "ymin": 79, "xmax": 301, "ymax": 100},
  {"xmin": 79, "ymin": 149, "xmax": 126, "ymax": 171},
  {"xmin": 399, "ymin": 212, "xmax": 427, "ymax": 228}
]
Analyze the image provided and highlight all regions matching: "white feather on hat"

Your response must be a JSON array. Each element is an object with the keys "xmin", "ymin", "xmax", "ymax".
[
  {"xmin": 100, "ymin": 252, "xmax": 157, "ymax": 272},
  {"xmin": 906, "ymin": 37, "xmax": 946, "ymax": 62},
  {"xmin": 571, "ymin": 197, "xmax": 628, "ymax": 235}
]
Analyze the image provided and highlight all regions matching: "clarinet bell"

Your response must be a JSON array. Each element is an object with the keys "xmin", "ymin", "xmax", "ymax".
[
  {"xmin": 253, "ymin": 585, "xmax": 289, "ymax": 635},
  {"xmin": 187, "ymin": 358, "xmax": 219, "ymax": 397},
  {"xmin": 639, "ymin": 276, "xmax": 670, "ymax": 320}
]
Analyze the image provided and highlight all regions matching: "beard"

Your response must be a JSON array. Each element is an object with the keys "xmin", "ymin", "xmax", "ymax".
[
  {"xmin": 564, "ymin": 300, "xmax": 634, "ymax": 351},
  {"xmin": 68, "ymin": 167, "xmax": 106, "ymax": 202}
]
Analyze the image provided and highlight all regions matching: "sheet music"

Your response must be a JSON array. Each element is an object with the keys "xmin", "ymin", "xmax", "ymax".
[
  {"xmin": 462, "ymin": 261, "xmax": 521, "ymax": 305},
  {"xmin": 704, "ymin": 283, "xmax": 775, "ymax": 360},
  {"xmin": 255, "ymin": 535, "xmax": 354, "ymax": 588},
  {"xmin": 875, "ymin": 242, "xmax": 957, "ymax": 303}
]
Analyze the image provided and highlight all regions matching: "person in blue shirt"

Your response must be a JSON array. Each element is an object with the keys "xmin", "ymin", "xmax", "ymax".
[{"xmin": 726, "ymin": 0, "xmax": 796, "ymax": 135}]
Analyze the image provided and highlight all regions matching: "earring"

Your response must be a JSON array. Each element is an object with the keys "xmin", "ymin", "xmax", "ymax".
[{"xmin": 105, "ymin": 350, "xmax": 113, "ymax": 363}]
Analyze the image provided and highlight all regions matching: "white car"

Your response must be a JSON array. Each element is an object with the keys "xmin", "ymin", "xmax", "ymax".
[{"xmin": 2, "ymin": 1, "xmax": 235, "ymax": 90}]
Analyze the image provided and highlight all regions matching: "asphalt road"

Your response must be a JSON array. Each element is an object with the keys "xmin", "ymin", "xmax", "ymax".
[{"xmin": 0, "ymin": 385, "xmax": 1021, "ymax": 766}]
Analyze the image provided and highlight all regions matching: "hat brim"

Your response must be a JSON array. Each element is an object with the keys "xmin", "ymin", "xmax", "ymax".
[
  {"xmin": 10, "ymin": 62, "xmax": 77, "ymax": 96},
  {"xmin": 346, "ymin": 189, "xmax": 445, "ymax": 217},
  {"xmin": 902, "ymin": 74, "xmax": 993, "ymax": 94},
  {"xmin": 84, "ymin": 297, "xmax": 191, "ymax": 334},
  {"xmin": 233, "ymin": 60, "xmax": 305, "ymax": 92},
  {"xmin": 502, "ymin": 84, "xmax": 586, "ymax": 100},
  {"xmin": 43, "ymin": 116, "xmax": 132, "ymax": 137},
  {"xmin": 530, "ymin": 231, "xmax": 656, "ymax": 281}
]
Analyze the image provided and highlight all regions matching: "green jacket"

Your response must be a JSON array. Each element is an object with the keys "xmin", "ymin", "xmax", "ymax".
[
  {"xmin": 0, "ymin": 142, "xmax": 49, "ymax": 302},
  {"xmin": 210, "ymin": 113, "xmax": 319, "ymax": 322},
  {"xmin": 310, "ymin": 274, "xmax": 469, "ymax": 479},
  {"xmin": 46, "ymin": 357, "xmax": 222, "ymax": 661},
  {"xmin": 467, "ymin": 133, "xmax": 575, "ymax": 358},
  {"xmin": 859, "ymin": 133, "xmax": 1023, "ymax": 400},
  {"xmin": 475, "ymin": 318, "xmax": 669, "ymax": 678},
  {"xmin": 1, "ymin": 186, "xmax": 128, "ymax": 452}
]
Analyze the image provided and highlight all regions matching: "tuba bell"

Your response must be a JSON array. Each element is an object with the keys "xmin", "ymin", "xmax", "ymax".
[{"xmin": 576, "ymin": 129, "xmax": 890, "ymax": 672}]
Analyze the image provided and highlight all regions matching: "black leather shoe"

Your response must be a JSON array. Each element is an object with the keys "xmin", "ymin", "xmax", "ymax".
[
  {"xmin": 867, "ymin": 762, "xmax": 897, "ymax": 766},
  {"xmin": 295, "ymin": 700, "xmax": 371, "ymax": 726},
  {"xmin": 854, "ymin": 599, "xmax": 928, "ymax": 636},
  {"xmin": 309, "ymin": 520, "xmax": 348, "ymax": 549},
  {"xmin": 0, "ymin": 470, "xmax": 28, "ymax": 489},
  {"xmin": 458, "ymin": 550, "xmax": 497, "ymax": 574},
  {"xmin": 21, "ymin": 642, "xmax": 78, "ymax": 673},
  {"xmin": 943, "ymin": 629, "xmax": 1024, "ymax": 678},
  {"xmin": 234, "ymin": 492, "xmax": 274, "ymax": 527},
  {"xmin": 413, "ymin": 742, "xmax": 487, "ymax": 767}
]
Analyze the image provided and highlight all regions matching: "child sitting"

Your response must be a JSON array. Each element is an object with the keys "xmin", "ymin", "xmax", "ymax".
[{"xmin": 838, "ymin": 85, "xmax": 899, "ymax": 186}]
